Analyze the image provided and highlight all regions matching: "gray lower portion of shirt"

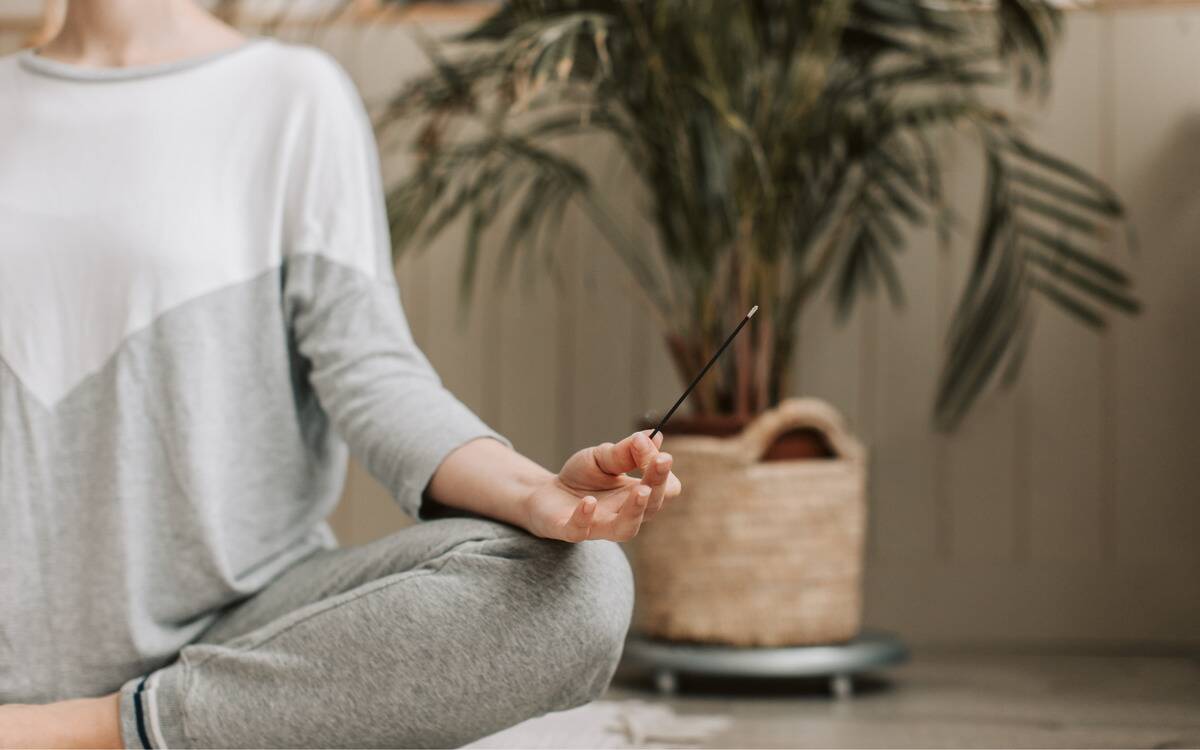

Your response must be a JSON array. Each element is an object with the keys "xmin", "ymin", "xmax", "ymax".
[{"xmin": 0, "ymin": 254, "xmax": 507, "ymax": 701}]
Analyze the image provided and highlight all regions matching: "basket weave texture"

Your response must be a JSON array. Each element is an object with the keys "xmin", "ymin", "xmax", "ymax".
[{"xmin": 628, "ymin": 398, "xmax": 867, "ymax": 647}]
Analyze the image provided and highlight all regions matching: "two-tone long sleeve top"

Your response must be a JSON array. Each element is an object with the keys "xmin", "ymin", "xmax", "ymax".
[{"xmin": 0, "ymin": 37, "xmax": 507, "ymax": 702}]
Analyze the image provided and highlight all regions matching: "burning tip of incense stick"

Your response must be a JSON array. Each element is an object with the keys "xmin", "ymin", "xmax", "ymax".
[{"xmin": 748, "ymin": 305, "xmax": 759, "ymax": 318}]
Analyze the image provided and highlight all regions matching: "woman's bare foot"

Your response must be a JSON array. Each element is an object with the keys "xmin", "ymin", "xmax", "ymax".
[{"xmin": 0, "ymin": 693, "xmax": 121, "ymax": 749}]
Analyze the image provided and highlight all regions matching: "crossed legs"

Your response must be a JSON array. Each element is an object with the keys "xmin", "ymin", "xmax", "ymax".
[{"xmin": 100, "ymin": 517, "xmax": 636, "ymax": 748}]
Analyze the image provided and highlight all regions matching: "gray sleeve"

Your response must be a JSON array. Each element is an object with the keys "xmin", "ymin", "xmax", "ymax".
[
  {"xmin": 281, "ymin": 48, "xmax": 509, "ymax": 520},
  {"xmin": 284, "ymin": 256, "xmax": 510, "ymax": 520}
]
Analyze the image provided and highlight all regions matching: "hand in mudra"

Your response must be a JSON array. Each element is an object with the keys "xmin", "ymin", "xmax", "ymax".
[{"xmin": 525, "ymin": 430, "xmax": 682, "ymax": 542}]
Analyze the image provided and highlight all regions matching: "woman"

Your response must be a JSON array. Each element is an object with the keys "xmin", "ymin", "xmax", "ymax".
[{"xmin": 0, "ymin": 1, "xmax": 680, "ymax": 747}]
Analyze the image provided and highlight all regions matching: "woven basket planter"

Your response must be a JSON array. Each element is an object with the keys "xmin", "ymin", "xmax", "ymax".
[{"xmin": 627, "ymin": 398, "xmax": 868, "ymax": 647}]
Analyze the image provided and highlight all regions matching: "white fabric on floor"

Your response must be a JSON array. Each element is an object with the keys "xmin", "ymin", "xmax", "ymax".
[{"xmin": 465, "ymin": 700, "xmax": 731, "ymax": 749}]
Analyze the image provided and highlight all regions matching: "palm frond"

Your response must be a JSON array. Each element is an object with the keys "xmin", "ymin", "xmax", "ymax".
[{"xmin": 375, "ymin": 0, "xmax": 1139, "ymax": 424}]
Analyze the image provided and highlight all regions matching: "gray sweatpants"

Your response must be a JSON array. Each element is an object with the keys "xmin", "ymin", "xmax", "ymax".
[{"xmin": 116, "ymin": 517, "xmax": 635, "ymax": 749}]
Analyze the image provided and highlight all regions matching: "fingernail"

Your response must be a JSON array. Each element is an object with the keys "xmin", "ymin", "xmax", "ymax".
[
  {"xmin": 638, "ymin": 485, "xmax": 651, "ymax": 498},
  {"xmin": 635, "ymin": 433, "xmax": 650, "ymax": 450},
  {"xmin": 657, "ymin": 455, "xmax": 670, "ymax": 466}
]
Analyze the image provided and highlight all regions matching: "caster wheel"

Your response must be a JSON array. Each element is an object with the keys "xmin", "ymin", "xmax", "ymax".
[
  {"xmin": 654, "ymin": 669, "xmax": 678, "ymax": 695},
  {"xmin": 831, "ymin": 673, "xmax": 853, "ymax": 699}
]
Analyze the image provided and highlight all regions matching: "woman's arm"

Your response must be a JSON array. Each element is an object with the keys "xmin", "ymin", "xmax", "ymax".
[
  {"xmin": 281, "ymin": 52, "xmax": 682, "ymax": 539},
  {"xmin": 425, "ymin": 437, "xmax": 553, "ymax": 529},
  {"xmin": 429, "ymin": 431, "xmax": 681, "ymax": 542}
]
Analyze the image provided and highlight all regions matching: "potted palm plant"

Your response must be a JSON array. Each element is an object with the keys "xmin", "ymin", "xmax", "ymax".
[{"xmin": 377, "ymin": 0, "xmax": 1139, "ymax": 646}]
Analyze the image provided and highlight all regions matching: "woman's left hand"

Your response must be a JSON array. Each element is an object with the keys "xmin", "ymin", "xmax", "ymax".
[{"xmin": 523, "ymin": 430, "xmax": 682, "ymax": 542}]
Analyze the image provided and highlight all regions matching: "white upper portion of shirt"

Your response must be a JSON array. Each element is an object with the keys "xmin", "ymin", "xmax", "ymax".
[{"xmin": 0, "ymin": 38, "xmax": 387, "ymax": 408}]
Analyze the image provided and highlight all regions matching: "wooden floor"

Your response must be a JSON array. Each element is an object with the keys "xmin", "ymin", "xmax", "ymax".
[{"xmin": 607, "ymin": 650, "xmax": 1200, "ymax": 748}]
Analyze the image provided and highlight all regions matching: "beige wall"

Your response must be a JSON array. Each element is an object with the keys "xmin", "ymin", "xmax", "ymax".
[{"xmin": 4, "ymin": 5, "xmax": 1198, "ymax": 647}]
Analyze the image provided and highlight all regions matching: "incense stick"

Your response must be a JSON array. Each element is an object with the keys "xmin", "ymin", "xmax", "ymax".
[{"xmin": 649, "ymin": 306, "xmax": 758, "ymax": 440}]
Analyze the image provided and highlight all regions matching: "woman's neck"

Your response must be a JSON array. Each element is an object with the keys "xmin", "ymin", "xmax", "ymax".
[{"xmin": 39, "ymin": 0, "xmax": 245, "ymax": 68}]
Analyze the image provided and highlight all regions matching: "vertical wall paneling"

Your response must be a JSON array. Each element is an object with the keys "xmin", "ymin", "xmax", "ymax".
[
  {"xmin": 553, "ymin": 210, "xmax": 579, "ymax": 469},
  {"xmin": 868, "ymin": 221, "xmax": 944, "ymax": 565},
  {"xmin": 1109, "ymin": 9, "xmax": 1200, "ymax": 567},
  {"xmin": 1097, "ymin": 10, "xmax": 1119, "ymax": 564},
  {"xmin": 595, "ymin": 142, "xmax": 682, "ymax": 435},
  {"xmin": 566, "ymin": 141, "xmax": 640, "ymax": 457},
  {"xmin": 617, "ymin": 168, "xmax": 694, "ymax": 432},
  {"xmin": 795, "ymin": 289, "xmax": 865, "ymax": 434},
  {"xmin": 493, "ymin": 227, "xmax": 564, "ymax": 471},
  {"xmin": 857, "ymin": 297, "xmax": 880, "ymax": 562},
  {"xmin": 630, "ymin": 243, "xmax": 684, "ymax": 427},
  {"xmin": 1022, "ymin": 13, "xmax": 1107, "ymax": 565},
  {"xmin": 934, "ymin": 232, "xmax": 954, "ymax": 561},
  {"xmin": 939, "ymin": 135, "xmax": 1021, "ymax": 564},
  {"xmin": 474, "ymin": 227, "xmax": 506, "ymax": 429}
]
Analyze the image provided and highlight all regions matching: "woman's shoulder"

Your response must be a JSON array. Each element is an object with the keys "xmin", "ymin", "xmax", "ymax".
[{"xmin": 248, "ymin": 39, "xmax": 358, "ymax": 105}]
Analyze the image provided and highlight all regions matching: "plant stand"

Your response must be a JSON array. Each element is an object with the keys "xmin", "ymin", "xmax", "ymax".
[{"xmin": 621, "ymin": 630, "xmax": 908, "ymax": 699}]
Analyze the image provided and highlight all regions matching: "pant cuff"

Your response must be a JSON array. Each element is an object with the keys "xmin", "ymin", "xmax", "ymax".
[{"xmin": 118, "ymin": 663, "xmax": 190, "ymax": 749}]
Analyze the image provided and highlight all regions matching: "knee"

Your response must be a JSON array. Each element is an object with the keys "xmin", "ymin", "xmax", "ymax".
[
  {"xmin": 517, "ymin": 537, "xmax": 635, "ymax": 704},
  {"xmin": 563, "ymin": 539, "xmax": 636, "ymax": 652}
]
